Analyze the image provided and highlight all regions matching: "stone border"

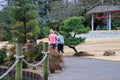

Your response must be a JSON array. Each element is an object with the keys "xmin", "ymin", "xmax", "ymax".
[{"xmin": 0, "ymin": 67, "xmax": 42, "ymax": 80}]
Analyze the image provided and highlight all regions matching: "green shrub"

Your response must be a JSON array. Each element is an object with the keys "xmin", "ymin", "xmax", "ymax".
[
  {"xmin": 43, "ymin": 27, "xmax": 50, "ymax": 37},
  {"xmin": 8, "ymin": 40, "xmax": 15, "ymax": 44},
  {"xmin": 49, "ymin": 48, "xmax": 63, "ymax": 73},
  {"xmin": 0, "ymin": 48, "xmax": 7, "ymax": 64},
  {"xmin": 23, "ymin": 43, "xmax": 43, "ymax": 63},
  {"xmin": 7, "ymin": 43, "xmax": 43, "ymax": 68},
  {"xmin": 30, "ymin": 43, "xmax": 43, "ymax": 61}
]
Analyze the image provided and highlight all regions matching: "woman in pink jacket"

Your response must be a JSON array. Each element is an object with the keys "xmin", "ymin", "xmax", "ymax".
[{"xmin": 48, "ymin": 30, "xmax": 57, "ymax": 49}]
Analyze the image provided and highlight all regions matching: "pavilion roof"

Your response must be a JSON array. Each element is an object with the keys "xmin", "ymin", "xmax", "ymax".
[{"xmin": 87, "ymin": 5, "xmax": 120, "ymax": 14}]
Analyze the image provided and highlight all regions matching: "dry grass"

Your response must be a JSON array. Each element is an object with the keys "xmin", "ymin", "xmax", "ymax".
[
  {"xmin": 36, "ymin": 32, "xmax": 120, "ymax": 62},
  {"xmin": 64, "ymin": 37, "xmax": 120, "ymax": 62},
  {"xmin": 36, "ymin": 36, "xmax": 120, "ymax": 62}
]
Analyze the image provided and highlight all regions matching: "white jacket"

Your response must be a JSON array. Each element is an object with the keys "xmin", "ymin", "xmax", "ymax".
[{"xmin": 57, "ymin": 34, "xmax": 64, "ymax": 44}]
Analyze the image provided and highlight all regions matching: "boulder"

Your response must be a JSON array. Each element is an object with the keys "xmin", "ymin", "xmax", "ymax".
[
  {"xmin": 103, "ymin": 50, "xmax": 115, "ymax": 56},
  {"xmin": 73, "ymin": 51, "xmax": 94, "ymax": 57}
]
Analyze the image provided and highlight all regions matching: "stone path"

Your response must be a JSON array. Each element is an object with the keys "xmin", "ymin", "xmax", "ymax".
[{"xmin": 49, "ymin": 57, "xmax": 120, "ymax": 80}]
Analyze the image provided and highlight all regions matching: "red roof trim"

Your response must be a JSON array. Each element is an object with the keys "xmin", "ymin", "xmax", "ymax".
[
  {"xmin": 88, "ymin": 10, "xmax": 120, "ymax": 14},
  {"xmin": 94, "ymin": 15, "xmax": 120, "ymax": 19}
]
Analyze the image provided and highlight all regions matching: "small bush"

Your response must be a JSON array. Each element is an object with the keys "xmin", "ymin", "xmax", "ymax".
[
  {"xmin": 0, "ymin": 48, "xmax": 7, "ymax": 64},
  {"xmin": 25, "ymin": 43, "xmax": 43, "ymax": 62},
  {"xmin": 8, "ymin": 40, "xmax": 15, "ymax": 44},
  {"xmin": 49, "ymin": 48, "xmax": 63, "ymax": 73}
]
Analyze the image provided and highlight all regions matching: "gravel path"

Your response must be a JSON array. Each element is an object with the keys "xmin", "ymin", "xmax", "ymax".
[{"xmin": 49, "ymin": 57, "xmax": 120, "ymax": 80}]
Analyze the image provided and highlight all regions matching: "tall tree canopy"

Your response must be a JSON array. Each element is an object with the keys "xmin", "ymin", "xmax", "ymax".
[
  {"xmin": 0, "ymin": 6, "xmax": 13, "ymax": 41},
  {"xmin": 10, "ymin": 0, "xmax": 39, "ymax": 43}
]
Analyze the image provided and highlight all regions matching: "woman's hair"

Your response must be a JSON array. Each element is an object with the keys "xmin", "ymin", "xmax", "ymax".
[
  {"xmin": 59, "ymin": 31, "xmax": 62, "ymax": 34},
  {"xmin": 50, "ymin": 29, "xmax": 54, "ymax": 33}
]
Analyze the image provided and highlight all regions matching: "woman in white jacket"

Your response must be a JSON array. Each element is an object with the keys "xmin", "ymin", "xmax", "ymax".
[{"xmin": 57, "ymin": 32, "xmax": 64, "ymax": 53}]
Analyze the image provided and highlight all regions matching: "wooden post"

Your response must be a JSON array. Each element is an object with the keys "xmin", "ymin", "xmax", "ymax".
[
  {"xmin": 15, "ymin": 43, "xmax": 23, "ymax": 80},
  {"xmin": 43, "ymin": 42, "xmax": 49, "ymax": 80}
]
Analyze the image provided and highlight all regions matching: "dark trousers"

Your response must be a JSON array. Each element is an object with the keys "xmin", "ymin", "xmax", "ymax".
[
  {"xmin": 50, "ymin": 43, "xmax": 56, "ymax": 49},
  {"xmin": 58, "ymin": 44, "xmax": 64, "ymax": 53}
]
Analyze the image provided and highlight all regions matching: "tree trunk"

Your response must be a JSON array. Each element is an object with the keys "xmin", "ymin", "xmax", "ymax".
[
  {"xmin": 68, "ymin": 45, "xmax": 78, "ymax": 53},
  {"xmin": 24, "ymin": 23, "xmax": 27, "ymax": 43},
  {"xmin": 23, "ymin": 14, "xmax": 27, "ymax": 43}
]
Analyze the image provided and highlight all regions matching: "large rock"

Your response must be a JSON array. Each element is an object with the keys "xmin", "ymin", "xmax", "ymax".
[
  {"xmin": 73, "ymin": 51, "xmax": 94, "ymax": 57},
  {"xmin": 103, "ymin": 50, "xmax": 115, "ymax": 56}
]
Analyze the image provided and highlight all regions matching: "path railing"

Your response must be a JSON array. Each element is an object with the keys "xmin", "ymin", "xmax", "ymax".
[{"xmin": 0, "ymin": 42, "xmax": 49, "ymax": 80}]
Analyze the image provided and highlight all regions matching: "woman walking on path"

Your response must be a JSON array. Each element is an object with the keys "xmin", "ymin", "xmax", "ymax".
[
  {"xmin": 48, "ymin": 30, "xmax": 57, "ymax": 49},
  {"xmin": 57, "ymin": 32, "xmax": 64, "ymax": 54}
]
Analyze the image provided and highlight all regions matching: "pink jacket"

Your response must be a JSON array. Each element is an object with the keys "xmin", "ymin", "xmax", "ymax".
[{"xmin": 48, "ymin": 33, "xmax": 57, "ymax": 44}]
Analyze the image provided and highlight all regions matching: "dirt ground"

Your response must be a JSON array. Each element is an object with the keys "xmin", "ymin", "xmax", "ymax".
[
  {"xmin": 37, "ymin": 37, "xmax": 120, "ymax": 62},
  {"xmin": 64, "ymin": 37, "xmax": 120, "ymax": 62}
]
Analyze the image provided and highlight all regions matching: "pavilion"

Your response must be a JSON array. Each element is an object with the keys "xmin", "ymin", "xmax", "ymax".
[{"xmin": 87, "ymin": 5, "xmax": 120, "ymax": 31}]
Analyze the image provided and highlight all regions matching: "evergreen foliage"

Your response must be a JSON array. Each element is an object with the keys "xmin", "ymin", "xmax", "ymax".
[
  {"xmin": 10, "ymin": 0, "xmax": 39, "ymax": 43},
  {"xmin": 0, "ymin": 8, "xmax": 13, "ymax": 41},
  {"xmin": 0, "ymin": 48, "xmax": 7, "ymax": 64},
  {"xmin": 112, "ymin": 18, "xmax": 120, "ymax": 30},
  {"xmin": 61, "ymin": 16, "xmax": 90, "ymax": 53}
]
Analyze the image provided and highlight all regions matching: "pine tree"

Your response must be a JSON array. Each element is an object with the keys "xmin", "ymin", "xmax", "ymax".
[
  {"xmin": 10, "ymin": 0, "xmax": 39, "ymax": 43},
  {"xmin": 61, "ymin": 16, "xmax": 90, "ymax": 53}
]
